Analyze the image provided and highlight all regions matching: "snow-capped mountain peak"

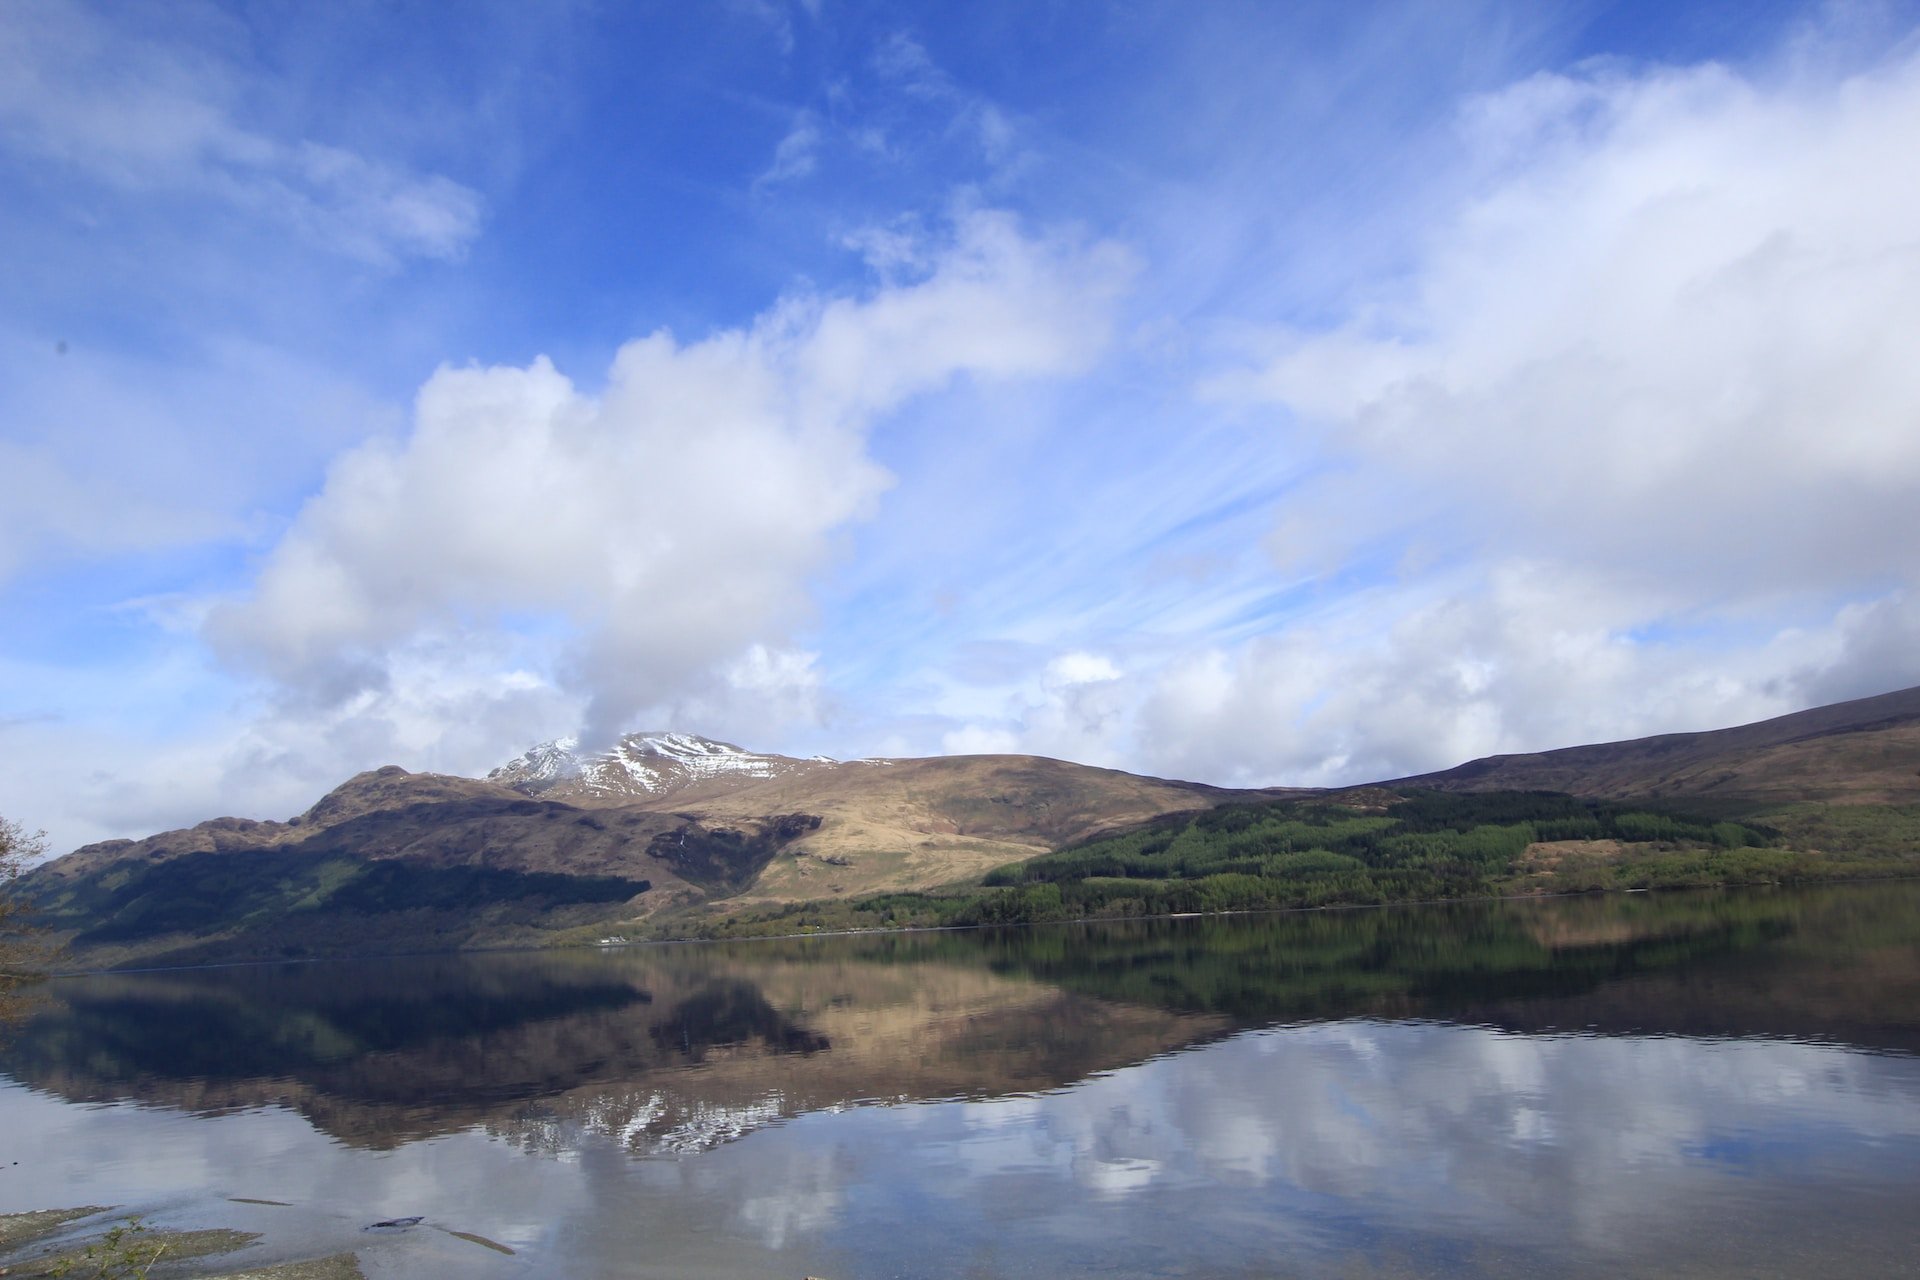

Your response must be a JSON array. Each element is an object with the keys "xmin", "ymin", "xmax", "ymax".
[
  {"xmin": 487, "ymin": 731, "xmax": 835, "ymax": 801},
  {"xmin": 493, "ymin": 737, "xmax": 587, "ymax": 785}
]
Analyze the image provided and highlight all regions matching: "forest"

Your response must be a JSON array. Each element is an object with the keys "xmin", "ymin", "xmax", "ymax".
[{"xmin": 662, "ymin": 788, "xmax": 1907, "ymax": 940}]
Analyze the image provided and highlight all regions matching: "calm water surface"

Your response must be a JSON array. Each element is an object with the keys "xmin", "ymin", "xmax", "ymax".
[{"xmin": 3, "ymin": 882, "xmax": 1918, "ymax": 1277}]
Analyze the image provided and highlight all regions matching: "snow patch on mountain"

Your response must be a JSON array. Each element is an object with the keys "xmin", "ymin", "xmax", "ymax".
[
  {"xmin": 494, "ymin": 737, "xmax": 586, "ymax": 785},
  {"xmin": 487, "ymin": 731, "xmax": 840, "ymax": 799}
]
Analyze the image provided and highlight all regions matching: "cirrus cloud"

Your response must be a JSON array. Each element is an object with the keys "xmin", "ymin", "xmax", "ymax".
[
  {"xmin": 942, "ymin": 40, "xmax": 1920, "ymax": 786},
  {"xmin": 0, "ymin": 0, "xmax": 483, "ymax": 264}
]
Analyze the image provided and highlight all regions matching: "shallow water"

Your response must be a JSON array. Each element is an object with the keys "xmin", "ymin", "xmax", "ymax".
[{"xmin": 4, "ymin": 882, "xmax": 1918, "ymax": 1277}]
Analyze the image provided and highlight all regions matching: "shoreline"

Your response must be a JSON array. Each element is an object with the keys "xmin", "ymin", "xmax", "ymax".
[{"xmin": 31, "ymin": 865, "xmax": 1920, "ymax": 978}]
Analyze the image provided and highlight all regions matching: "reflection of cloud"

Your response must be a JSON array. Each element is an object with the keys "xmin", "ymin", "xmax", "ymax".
[
  {"xmin": 1077, "ymin": 1155, "xmax": 1160, "ymax": 1197},
  {"xmin": 898, "ymin": 1019, "xmax": 1920, "ymax": 1272},
  {"xmin": 1083, "ymin": 1023, "xmax": 1920, "ymax": 1252},
  {"xmin": 967, "ymin": 1094, "xmax": 1042, "ymax": 1129},
  {"xmin": 737, "ymin": 1143, "xmax": 846, "ymax": 1250},
  {"xmin": 8, "ymin": 1020, "xmax": 1920, "ymax": 1276}
]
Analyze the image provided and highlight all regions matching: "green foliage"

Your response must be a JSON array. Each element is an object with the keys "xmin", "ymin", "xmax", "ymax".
[
  {"xmin": 968, "ymin": 881, "xmax": 1067, "ymax": 924},
  {"xmin": 48, "ymin": 1216, "xmax": 167, "ymax": 1280},
  {"xmin": 690, "ymin": 789, "xmax": 1842, "ymax": 936},
  {"xmin": 1752, "ymin": 803, "xmax": 1920, "ymax": 860}
]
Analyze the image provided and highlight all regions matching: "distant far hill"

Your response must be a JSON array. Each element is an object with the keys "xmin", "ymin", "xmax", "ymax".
[
  {"xmin": 1392, "ymin": 685, "xmax": 1920, "ymax": 809},
  {"xmin": 21, "ymin": 688, "xmax": 1920, "ymax": 967}
]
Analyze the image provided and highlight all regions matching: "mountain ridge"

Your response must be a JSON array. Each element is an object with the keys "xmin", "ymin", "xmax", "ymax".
[
  {"xmin": 1393, "ymin": 684, "xmax": 1920, "ymax": 807},
  {"xmin": 25, "ymin": 685, "xmax": 1920, "ymax": 967},
  {"xmin": 487, "ymin": 730, "xmax": 856, "ymax": 803}
]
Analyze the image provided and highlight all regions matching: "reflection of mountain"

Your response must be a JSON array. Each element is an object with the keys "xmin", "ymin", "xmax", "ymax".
[
  {"xmin": 492, "ymin": 967, "xmax": 1225, "ymax": 1158},
  {"xmin": 0, "ymin": 944, "xmax": 1230, "ymax": 1152},
  {"xmin": 2, "ymin": 883, "xmax": 1912, "ymax": 1157}
]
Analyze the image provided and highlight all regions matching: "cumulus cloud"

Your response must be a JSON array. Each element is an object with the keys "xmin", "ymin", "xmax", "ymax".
[
  {"xmin": 1790, "ymin": 590, "xmax": 1920, "ymax": 707},
  {"xmin": 1077, "ymin": 42, "xmax": 1920, "ymax": 784},
  {"xmin": 0, "ymin": 0, "xmax": 481, "ymax": 263},
  {"xmin": 0, "ymin": 628, "xmax": 582, "ymax": 856},
  {"xmin": 209, "ymin": 211, "xmax": 1133, "ymax": 750},
  {"xmin": 938, "ymin": 562, "xmax": 1853, "ymax": 787},
  {"xmin": 1231, "ymin": 50, "xmax": 1920, "ymax": 596},
  {"xmin": 1130, "ymin": 564, "xmax": 1832, "ymax": 786},
  {"xmin": 939, "ymin": 649, "xmax": 1134, "ymax": 764}
]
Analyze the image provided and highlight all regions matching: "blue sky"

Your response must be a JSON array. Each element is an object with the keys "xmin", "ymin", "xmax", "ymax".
[{"xmin": 5, "ymin": 0, "xmax": 1920, "ymax": 853}]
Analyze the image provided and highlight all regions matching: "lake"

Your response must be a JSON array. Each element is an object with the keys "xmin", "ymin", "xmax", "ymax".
[{"xmin": 3, "ymin": 882, "xmax": 1918, "ymax": 1277}]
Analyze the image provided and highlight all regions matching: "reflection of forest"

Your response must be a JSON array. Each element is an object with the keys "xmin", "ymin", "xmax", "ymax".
[
  {"xmin": 969, "ymin": 882, "xmax": 1920, "ymax": 1051},
  {"xmin": 1, "ymin": 882, "xmax": 1913, "ymax": 1154}
]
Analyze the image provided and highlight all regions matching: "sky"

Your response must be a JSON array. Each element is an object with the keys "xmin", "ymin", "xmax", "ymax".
[{"xmin": 4, "ymin": 0, "xmax": 1920, "ymax": 856}]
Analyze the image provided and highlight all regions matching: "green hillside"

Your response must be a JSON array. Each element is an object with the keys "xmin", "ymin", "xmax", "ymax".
[{"xmin": 662, "ymin": 788, "xmax": 1919, "ymax": 939}]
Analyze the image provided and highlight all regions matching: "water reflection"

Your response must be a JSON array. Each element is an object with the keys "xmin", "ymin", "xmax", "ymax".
[
  {"xmin": 2, "ymin": 943, "xmax": 1232, "ymax": 1151},
  {"xmin": 4, "ymin": 883, "xmax": 1918, "ymax": 1151},
  {"xmin": 0, "ymin": 883, "xmax": 1916, "ymax": 1277},
  {"xmin": 789, "ymin": 1024, "xmax": 1920, "ymax": 1278}
]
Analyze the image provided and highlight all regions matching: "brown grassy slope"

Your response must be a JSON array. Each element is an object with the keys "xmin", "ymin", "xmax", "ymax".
[
  {"xmin": 1393, "ymin": 685, "xmax": 1920, "ymax": 808},
  {"xmin": 639, "ymin": 754, "xmax": 1301, "ymax": 902},
  {"xmin": 33, "ymin": 754, "xmax": 1294, "ymax": 946}
]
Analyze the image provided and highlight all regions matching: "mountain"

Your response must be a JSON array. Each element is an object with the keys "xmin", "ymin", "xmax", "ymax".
[
  {"xmin": 487, "ymin": 731, "xmax": 840, "ymax": 803},
  {"xmin": 1393, "ymin": 685, "xmax": 1920, "ymax": 809},
  {"xmin": 27, "ymin": 766, "xmax": 731, "ymax": 968},
  {"xmin": 25, "ymin": 687, "xmax": 1920, "ymax": 968},
  {"xmin": 484, "ymin": 731, "xmax": 1280, "ymax": 902},
  {"xmin": 28, "ymin": 745, "xmax": 1277, "ymax": 968}
]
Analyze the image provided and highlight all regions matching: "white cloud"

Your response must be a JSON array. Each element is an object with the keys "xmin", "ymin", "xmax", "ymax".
[
  {"xmin": 0, "ymin": 438, "xmax": 219, "ymax": 579},
  {"xmin": 809, "ymin": 30, "xmax": 1034, "ymax": 184},
  {"xmin": 654, "ymin": 644, "xmax": 828, "ymax": 746},
  {"xmin": 938, "ymin": 648, "xmax": 1133, "ymax": 765},
  {"xmin": 0, "ymin": 630, "xmax": 582, "ymax": 856},
  {"xmin": 726, "ymin": 0, "xmax": 801, "ymax": 56},
  {"xmin": 0, "ymin": 0, "xmax": 481, "ymax": 263},
  {"xmin": 1790, "ymin": 590, "xmax": 1920, "ymax": 706},
  {"xmin": 0, "ymin": 329, "xmax": 400, "ymax": 578},
  {"xmin": 1130, "ymin": 563, "xmax": 1824, "ymax": 787},
  {"xmin": 756, "ymin": 112, "xmax": 821, "ymax": 187},
  {"xmin": 939, "ymin": 565, "xmax": 1915, "ymax": 790},
  {"xmin": 1046, "ymin": 651, "xmax": 1122, "ymax": 688},
  {"xmin": 941, "ymin": 724, "xmax": 1022, "ymax": 756},
  {"xmin": 870, "ymin": 32, "xmax": 940, "ymax": 91},
  {"xmin": 208, "ymin": 211, "xmax": 1133, "ymax": 751},
  {"xmin": 1080, "ymin": 42, "xmax": 1920, "ymax": 784},
  {"xmin": 1229, "ymin": 50, "xmax": 1920, "ymax": 598}
]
